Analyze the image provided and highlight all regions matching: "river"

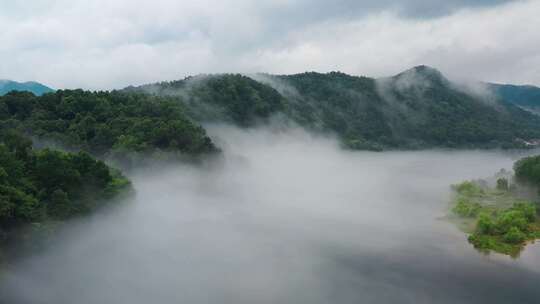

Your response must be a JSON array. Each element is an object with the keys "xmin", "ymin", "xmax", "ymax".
[{"xmin": 2, "ymin": 126, "xmax": 540, "ymax": 304}]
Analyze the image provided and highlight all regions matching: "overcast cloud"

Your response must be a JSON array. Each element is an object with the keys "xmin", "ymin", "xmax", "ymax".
[{"xmin": 1, "ymin": 0, "xmax": 538, "ymax": 89}]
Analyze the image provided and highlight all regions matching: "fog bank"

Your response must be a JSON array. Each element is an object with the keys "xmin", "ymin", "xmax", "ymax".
[{"xmin": 2, "ymin": 125, "xmax": 540, "ymax": 304}]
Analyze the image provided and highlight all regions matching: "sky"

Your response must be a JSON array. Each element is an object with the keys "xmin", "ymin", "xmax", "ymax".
[{"xmin": 0, "ymin": 0, "xmax": 539, "ymax": 90}]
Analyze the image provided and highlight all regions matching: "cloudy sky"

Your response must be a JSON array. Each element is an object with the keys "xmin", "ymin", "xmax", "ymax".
[{"xmin": 1, "ymin": 0, "xmax": 538, "ymax": 89}]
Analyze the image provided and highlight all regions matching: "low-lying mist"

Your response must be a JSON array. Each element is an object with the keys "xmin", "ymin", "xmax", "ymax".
[{"xmin": 2, "ymin": 125, "xmax": 540, "ymax": 304}]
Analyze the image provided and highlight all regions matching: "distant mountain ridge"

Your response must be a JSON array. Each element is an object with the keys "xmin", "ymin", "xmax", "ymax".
[
  {"xmin": 4, "ymin": 67, "xmax": 539, "ymax": 153},
  {"xmin": 0, "ymin": 80, "xmax": 54, "ymax": 96},
  {"xmin": 126, "ymin": 66, "xmax": 540, "ymax": 150},
  {"xmin": 487, "ymin": 82, "xmax": 540, "ymax": 110}
]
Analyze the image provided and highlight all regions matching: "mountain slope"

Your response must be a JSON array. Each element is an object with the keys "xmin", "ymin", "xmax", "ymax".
[
  {"xmin": 129, "ymin": 66, "xmax": 540, "ymax": 150},
  {"xmin": 270, "ymin": 66, "xmax": 540, "ymax": 149},
  {"xmin": 0, "ymin": 80, "xmax": 54, "ymax": 96},
  {"xmin": 126, "ymin": 74, "xmax": 285, "ymax": 126},
  {"xmin": 488, "ymin": 83, "xmax": 540, "ymax": 110}
]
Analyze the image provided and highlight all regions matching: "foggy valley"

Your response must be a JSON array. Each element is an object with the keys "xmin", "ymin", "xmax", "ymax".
[
  {"xmin": 2, "ymin": 126, "xmax": 540, "ymax": 303},
  {"xmin": 3, "ymin": 1, "xmax": 540, "ymax": 303}
]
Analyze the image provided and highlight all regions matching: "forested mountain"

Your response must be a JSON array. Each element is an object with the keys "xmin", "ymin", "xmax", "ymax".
[
  {"xmin": 126, "ymin": 74, "xmax": 285, "ymax": 126},
  {"xmin": 275, "ymin": 66, "xmax": 540, "ymax": 150},
  {"xmin": 0, "ymin": 130, "xmax": 131, "ymax": 262},
  {"xmin": 488, "ymin": 83, "xmax": 540, "ymax": 111},
  {"xmin": 0, "ymin": 90, "xmax": 217, "ymax": 167},
  {"xmin": 131, "ymin": 66, "xmax": 540, "ymax": 150},
  {"xmin": 3, "ymin": 66, "xmax": 540, "ymax": 155},
  {"xmin": 0, "ymin": 80, "xmax": 54, "ymax": 96}
]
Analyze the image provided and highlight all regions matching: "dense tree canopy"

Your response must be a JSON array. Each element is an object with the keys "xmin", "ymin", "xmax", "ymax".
[
  {"xmin": 514, "ymin": 155, "xmax": 540, "ymax": 185},
  {"xmin": 131, "ymin": 67, "xmax": 540, "ymax": 151},
  {"xmin": 0, "ymin": 130, "xmax": 131, "ymax": 260},
  {"xmin": 129, "ymin": 74, "xmax": 286, "ymax": 126},
  {"xmin": 4, "ymin": 67, "xmax": 540, "ymax": 153},
  {"xmin": 276, "ymin": 67, "xmax": 540, "ymax": 150},
  {"xmin": 0, "ymin": 90, "xmax": 217, "ymax": 163}
]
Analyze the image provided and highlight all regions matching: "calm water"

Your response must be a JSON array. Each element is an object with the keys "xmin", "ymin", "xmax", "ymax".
[{"xmin": 2, "ymin": 127, "xmax": 540, "ymax": 304}]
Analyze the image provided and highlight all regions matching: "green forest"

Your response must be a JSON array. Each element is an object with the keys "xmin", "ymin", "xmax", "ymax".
[
  {"xmin": 0, "ymin": 89, "xmax": 220, "ymax": 263},
  {"xmin": 131, "ymin": 66, "xmax": 540, "ymax": 151},
  {"xmin": 0, "ymin": 90, "xmax": 217, "ymax": 167},
  {"xmin": 450, "ymin": 156, "xmax": 540, "ymax": 257},
  {"xmin": 129, "ymin": 74, "xmax": 286, "ymax": 126},
  {"xmin": 275, "ymin": 68, "xmax": 540, "ymax": 150},
  {"xmin": 4, "ymin": 67, "xmax": 540, "ymax": 156},
  {"xmin": 0, "ymin": 130, "xmax": 131, "ymax": 262},
  {"xmin": 3, "ymin": 66, "xmax": 540, "ymax": 264}
]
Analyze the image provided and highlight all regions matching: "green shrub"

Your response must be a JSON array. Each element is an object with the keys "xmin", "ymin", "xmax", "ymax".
[
  {"xmin": 476, "ymin": 213, "xmax": 495, "ymax": 234},
  {"xmin": 453, "ymin": 181, "xmax": 484, "ymax": 196},
  {"xmin": 503, "ymin": 227, "xmax": 527, "ymax": 244},
  {"xmin": 495, "ymin": 210, "xmax": 529, "ymax": 234},
  {"xmin": 452, "ymin": 197, "xmax": 481, "ymax": 217}
]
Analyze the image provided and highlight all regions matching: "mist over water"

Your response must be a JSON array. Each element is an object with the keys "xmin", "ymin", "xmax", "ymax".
[{"xmin": 2, "ymin": 125, "xmax": 540, "ymax": 304}]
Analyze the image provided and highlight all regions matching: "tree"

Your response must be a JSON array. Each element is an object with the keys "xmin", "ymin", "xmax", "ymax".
[
  {"xmin": 477, "ymin": 213, "xmax": 494, "ymax": 235},
  {"xmin": 496, "ymin": 178, "xmax": 509, "ymax": 191},
  {"xmin": 503, "ymin": 227, "xmax": 526, "ymax": 244},
  {"xmin": 48, "ymin": 189, "xmax": 72, "ymax": 220},
  {"xmin": 514, "ymin": 155, "xmax": 540, "ymax": 185}
]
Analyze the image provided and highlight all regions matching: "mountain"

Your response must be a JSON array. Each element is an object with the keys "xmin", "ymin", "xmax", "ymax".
[
  {"xmin": 488, "ymin": 83, "xmax": 540, "ymax": 110},
  {"xmin": 128, "ymin": 66, "xmax": 540, "ymax": 150},
  {"xmin": 275, "ymin": 66, "xmax": 540, "ymax": 150},
  {"xmin": 0, "ymin": 80, "xmax": 54, "ymax": 96},
  {"xmin": 2, "ymin": 67, "xmax": 539, "ymax": 154},
  {"xmin": 125, "ymin": 74, "xmax": 285, "ymax": 126}
]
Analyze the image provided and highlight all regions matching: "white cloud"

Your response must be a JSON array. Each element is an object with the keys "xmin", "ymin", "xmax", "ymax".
[
  {"xmin": 0, "ymin": 0, "xmax": 537, "ymax": 89},
  {"xmin": 251, "ymin": 0, "xmax": 540, "ymax": 85}
]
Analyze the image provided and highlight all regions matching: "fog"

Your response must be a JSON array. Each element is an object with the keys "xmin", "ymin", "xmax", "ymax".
[{"xmin": 2, "ymin": 125, "xmax": 540, "ymax": 304}]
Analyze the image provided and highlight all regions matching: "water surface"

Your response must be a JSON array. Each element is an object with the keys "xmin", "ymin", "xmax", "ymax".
[{"xmin": 2, "ymin": 126, "xmax": 540, "ymax": 304}]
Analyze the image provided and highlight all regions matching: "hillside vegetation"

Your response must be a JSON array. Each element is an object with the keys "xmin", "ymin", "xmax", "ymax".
[
  {"xmin": 4, "ymin": 67, "xmax": 540, "ymax": 154},
  {"xmin": 0, "ymin": 130, "xmax": 131, "ymax": 262},
  {"xmin": 277, "ymin": 67, "xmax": 540, "ymax": 150},
  {"xmin": 127, "ymin": 74, "xmax": 286, "ymax": 126},
  {"xmin": 449, "ymin": 156, "xmax": 540, "ymax": 257},
  {"xmin": 0, "ymin": 90, "xmax": 217, "ymax": 167},
  {"xmin": 131, "ymin": 66, "xmax": 540, "ymax": 151}
]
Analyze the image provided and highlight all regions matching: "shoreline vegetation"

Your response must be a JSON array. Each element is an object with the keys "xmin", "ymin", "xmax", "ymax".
[
  {"xmin": 449, "ymin": 156, "xmax": 540, "ymax": 258},
  {"xmin": 0, "ymin": 130, "xmax": 132, "ymax": 266},
  {"xmin": 0, "ymin": 87, "xmax": 220, "ymax": 268}
]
